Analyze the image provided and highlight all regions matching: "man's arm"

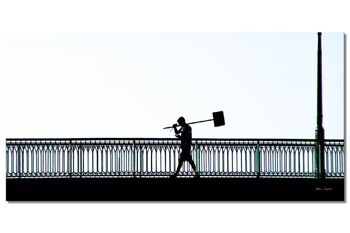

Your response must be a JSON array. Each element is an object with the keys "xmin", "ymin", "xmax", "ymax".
[{"xmin": 173, "ymin": 124, "xmax": 182, "ymax": 137}]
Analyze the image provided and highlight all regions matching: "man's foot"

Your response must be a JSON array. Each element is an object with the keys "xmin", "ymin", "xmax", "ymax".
[
  {"xmin": 194, "ymin": 174, "xmax": 200, "ymax": 178},
  {"xmin": 170, "ymin": 174, "xmax": 177, "ymax": 178}
]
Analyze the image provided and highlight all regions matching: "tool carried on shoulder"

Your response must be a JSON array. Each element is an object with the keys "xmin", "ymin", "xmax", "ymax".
[{"xmin": 163, "ymin": 111, "xmax": 225, "ymax": 129}]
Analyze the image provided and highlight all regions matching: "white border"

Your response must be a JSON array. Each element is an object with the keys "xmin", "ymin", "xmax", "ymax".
[{"xmin": 0, "ymin": 1, "xmax": 348, "ymax": 233}]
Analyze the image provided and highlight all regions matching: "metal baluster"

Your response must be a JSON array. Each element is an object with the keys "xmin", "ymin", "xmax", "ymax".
[
  {"xmin": 38, "ymin": 146, "xmax": 41, "ymax": 176},
  {"xmin": 262, "ymin": 147, "xmax": 266, "ymax": 176},
  {"xmin": 140, "ymin": 145, "xmax": 143, "ymax": 177},
  {"xmin": 268, "ymin": 145, "xmax": 274, "ymax": 176},
  {"xmin": 42, "ymin": 146, "xmax": 46, "ymax": 176},
  {"xmin": 54, "ymin": 146, "xmax": 58, "ymax": 176},
  {"xmin": 309, "ymin": 147, "xmax": 312, "ymax": 176},
  {"xmin": 204, "ymin": 146, "xmax": 207, "ymax": 176},
  {"xmin": 248, "ymin": 147, "xmax": 251, "ymax": 176},
  {"xmin": 120, "ymin": 147, "xmax": 123, "ymax": 175},
  {"xmin": 132, "ymin": 140, "xmax": 136, "ymax": 177},
  {"xmin": 11, "ymin": 147, "xmax": 14, "ymax": 176},
  {"xmin": 276, "ymin": 147, "xmax": 279, "ymax": 175},
  {"xmin": 335, "ymin": 147, "xmax": 339, "ymax": 176},
  {"xmin": 340, "ymin": 147, "xmax": 344, "ymax": 175},
  {"xmin": 117, "ymin": 145, "xmax": 120, "ymax": 176},
  {"xmin": 109, "ymin": 146, "xmax": 113, "ymax": 176},
  {"xmin": 91, "ymin": 146, "xmax": 95, "ymax": 176},
  {"xmin": 167, "ymin": 146, "xmax": 170, "ymax": 176},
  {"xmin": 69, "ymin": 141, "xmax": 72, "ymax": 177},
  {"xmin": 270, "ymin": 146, "xmax": 274, "ymax": 175},
  {"xmin": 46, "ymin": 146, "xmax": 49, "ymax": 176},
  {"xmin": 269, "ymin": 148, "xmax": 272, "ymax": 176},
  {"xmin": 35, "ymin": 147, "xmax": 38, "ymax": 176},
  {"xmin": 127, "ymin": 146, "xmax": 130, "ymax": 176},
  {"xmin": 17, "ymin": 146, "xmax": 21, "ymax": 178},
  {"xmin": 25, "ymin": 147, "xmax": 29, "ymax": 177},
  {"xmin": 220, "ymin": 147, "xmax": 224, "ymax": 175},
  {"xmin": 244, "ymin": 148, "xmax": 247, "ymax": 176},
  {"xmin": 160, "ymin": 146, "xmax": 163, "ymax": 176},
  {"xmin": 114, "ymin": 145, "xmax": 117, "ymax": 176},
  {"xmin": 274, "ymin": 147, "xmax": 277, "ymax": 175},
  {"xmin": 336, "ymin": 145, "xmax": 339, "ymax": 176},
  {"xmin": 197, "ymin": 143, "xmax": 201, "ymax": 176},
  {"xmin": 293, "ymin": 148, "xmax": 297, "ymax": 176},
  {"xmin": 324, "ymin": 146, "xmax": 328, "ymax": 177},
  {"xmin": 264, "ymin": 146, "xmax": 267, "ymax": 176},
  {"xmin": 101, "ymin": 146, "xmax": 105, "ymax": 175},
  {"xmin": 79, "ymin": 144, "xmax": 86, "ymax": 177},
  {"xmin": 6, "ymin": 146, "xmax": 9, "ymax": 177},
  {"xmin": 297, "ymin": 147, "xmax": 300, "ymax": 176},
  {"xmin": 53, "ymin": 146, "xmax": 56, "ymax": 176},
  {"xmin": 57, "ymin": 146, "xmax": 60, "ymax": 176},
  {"xmin": 40, "ymin": 146, "xmax": 43, "ymax": 176},
  {"xmin": 80, "ymin": 145, "xmax": 83, "ymax": 177},
  {"xmin": 97, "ymin": 147, "xmax": 100, "ymax": 175},
  {"xmin": 150, "ymin": 148, "xmax": 153, "ymax": 176},
  {"xmin": 255, "ymin": 142, "xmax": 260, "ymax": 178},
  {"xmin": 211, "ymin": 146, "xmax": 215, "ymax": 175},
  {"xmin": 300, "ymin": 147, "xmax": 304, "ymax": 176},
  {"xmin": 230, "ymin": 147, "xmax": 233, "ymax": 176},
  {"xmin": 104, "ymin": 145, "xmax": 110, "ymax": 176},
  {"xmin": 125, "ymin": 147, "xmax": 127, "ymax": 175},
  {"xmin": 224, "ymin": 146, "xmax": 228, "ymax": 175},
  {"xmin": 62, "ymin": 146, "xmax": 66, "ymax": 176},
  {"xmin": 106, "ymin": 146, "xmax": 109, "ymax": 176},
  {"xmin": 283, "ymin": 147, "xmax": 287, "ymax": 176},
  {"xmin": 155, "ymin": 145, "xmax": 157, "ymax": 176}
]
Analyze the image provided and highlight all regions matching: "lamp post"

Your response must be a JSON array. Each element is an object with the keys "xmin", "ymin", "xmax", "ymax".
[{"xmin": 314, "ymin": 32, "xmax": 325, "ymax": 179}]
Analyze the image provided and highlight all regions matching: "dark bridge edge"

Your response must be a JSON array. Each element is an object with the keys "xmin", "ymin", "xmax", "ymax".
[{"xmin": 6, "ymin": 178, "xmax": 344, "ymax": 201}]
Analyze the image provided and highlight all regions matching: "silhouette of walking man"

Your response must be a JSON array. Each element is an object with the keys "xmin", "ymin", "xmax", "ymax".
[{"xmin": 170, "ymin": 117, "xmax": 200, "ymax": 178}]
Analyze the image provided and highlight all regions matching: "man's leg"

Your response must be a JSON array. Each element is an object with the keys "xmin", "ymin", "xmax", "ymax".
[
  {"xmin": 171, "ymin": 157, "xmax": 184, "ymax": 178},
  {"xmin": 175, "ymin": 159, "xmax": 184, "ymax": 175},
  {"xmin": 189, "ymin": 159, "xmax": 200, "ymax": 178}
]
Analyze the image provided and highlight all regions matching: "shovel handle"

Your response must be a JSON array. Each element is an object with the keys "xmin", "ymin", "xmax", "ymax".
[{"xmin": 163, "ymin": 119, "xmax": 213, "ymax": 129}]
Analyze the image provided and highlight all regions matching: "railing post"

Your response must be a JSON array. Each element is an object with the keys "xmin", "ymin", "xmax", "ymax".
[
  {"xmin": 69, "ymin": 140, "xmax": 72, "ymax": 178},
  {"xmin": 97, "ymin": 146, "xmax": 99, "ymax": 175},
  {"xmin": 79, "ymin": 145, "xmax": 82, "ymax": 178},
  {"xmin": 18, "ymin": 145, "xmax": 22, "ymax": 178},
  {"xmin": 255, "ymin": 141, "xmax": 260, "ymax": 178},
  {"xmin": 139, "ymin": 144, "xmax": 143, "ymax": 178},
  {"xmin": 133, "ymin": 140, "xmax": 136, "ymax": 178},
  {"xmin": 6, "ymin": 145, "xmax": 9, "ymax": 177},
  {"xmin": 195, "ymin": 141, "xmax": 200, "ymax": 176}
]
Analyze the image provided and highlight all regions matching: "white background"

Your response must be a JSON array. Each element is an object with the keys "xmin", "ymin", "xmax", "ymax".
[
  {"xmin": 4, "ymin": 32, "xmax": 344, "ymax": 139},
  {"xmin": 0, "ymin": 1, "xmax": 348, "ymax": 233}
]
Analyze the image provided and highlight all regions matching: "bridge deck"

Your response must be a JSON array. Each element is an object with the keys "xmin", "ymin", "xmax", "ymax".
[{"xmin": 6, "ymin": 177, "xmax": 344, "ymax": 201}]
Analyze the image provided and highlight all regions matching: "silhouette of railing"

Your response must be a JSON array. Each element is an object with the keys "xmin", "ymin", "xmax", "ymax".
[{"xmin": 6, "ymin": 138, "xmax": 344, "ymax": 179}]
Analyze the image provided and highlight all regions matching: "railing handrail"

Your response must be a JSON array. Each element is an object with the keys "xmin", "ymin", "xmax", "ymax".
[
  {"xmin": 6, "ymin": 137, "xmax": 344, "ymax": 141},
  {"xmin": 5, "ymin": 137, "xmax": 345, "ymax": 144}
]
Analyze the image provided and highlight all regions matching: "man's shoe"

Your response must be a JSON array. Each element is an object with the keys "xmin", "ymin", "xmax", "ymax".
[{"xmin": 170, "ymin": 174, "xmax": 177, "ymax": 178}]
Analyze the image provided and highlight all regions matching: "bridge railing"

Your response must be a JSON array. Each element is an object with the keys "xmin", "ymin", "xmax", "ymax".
[{"xmin": 6, "ymin": 138, "xmax": 344, "ymax": 178}]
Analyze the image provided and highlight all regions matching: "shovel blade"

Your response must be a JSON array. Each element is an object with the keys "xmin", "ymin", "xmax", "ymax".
[{"xmin": 213, "ymin": 111, "xmax": 225, "ymax": 127}]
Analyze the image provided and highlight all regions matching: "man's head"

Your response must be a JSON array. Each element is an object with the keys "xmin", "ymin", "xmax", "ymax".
[{"xmin": 177, "ymin": 116, "xmax": 186, "ymax": 126}]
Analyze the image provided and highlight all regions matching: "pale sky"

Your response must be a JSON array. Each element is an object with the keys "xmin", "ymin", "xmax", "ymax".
[
  {"xmin": 1, "ymin": 1, "xmax": 349, "ymax": 232},
  {"xmin": 5, "ymin": 32, "xmax": 344, "ymax": 139}
]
